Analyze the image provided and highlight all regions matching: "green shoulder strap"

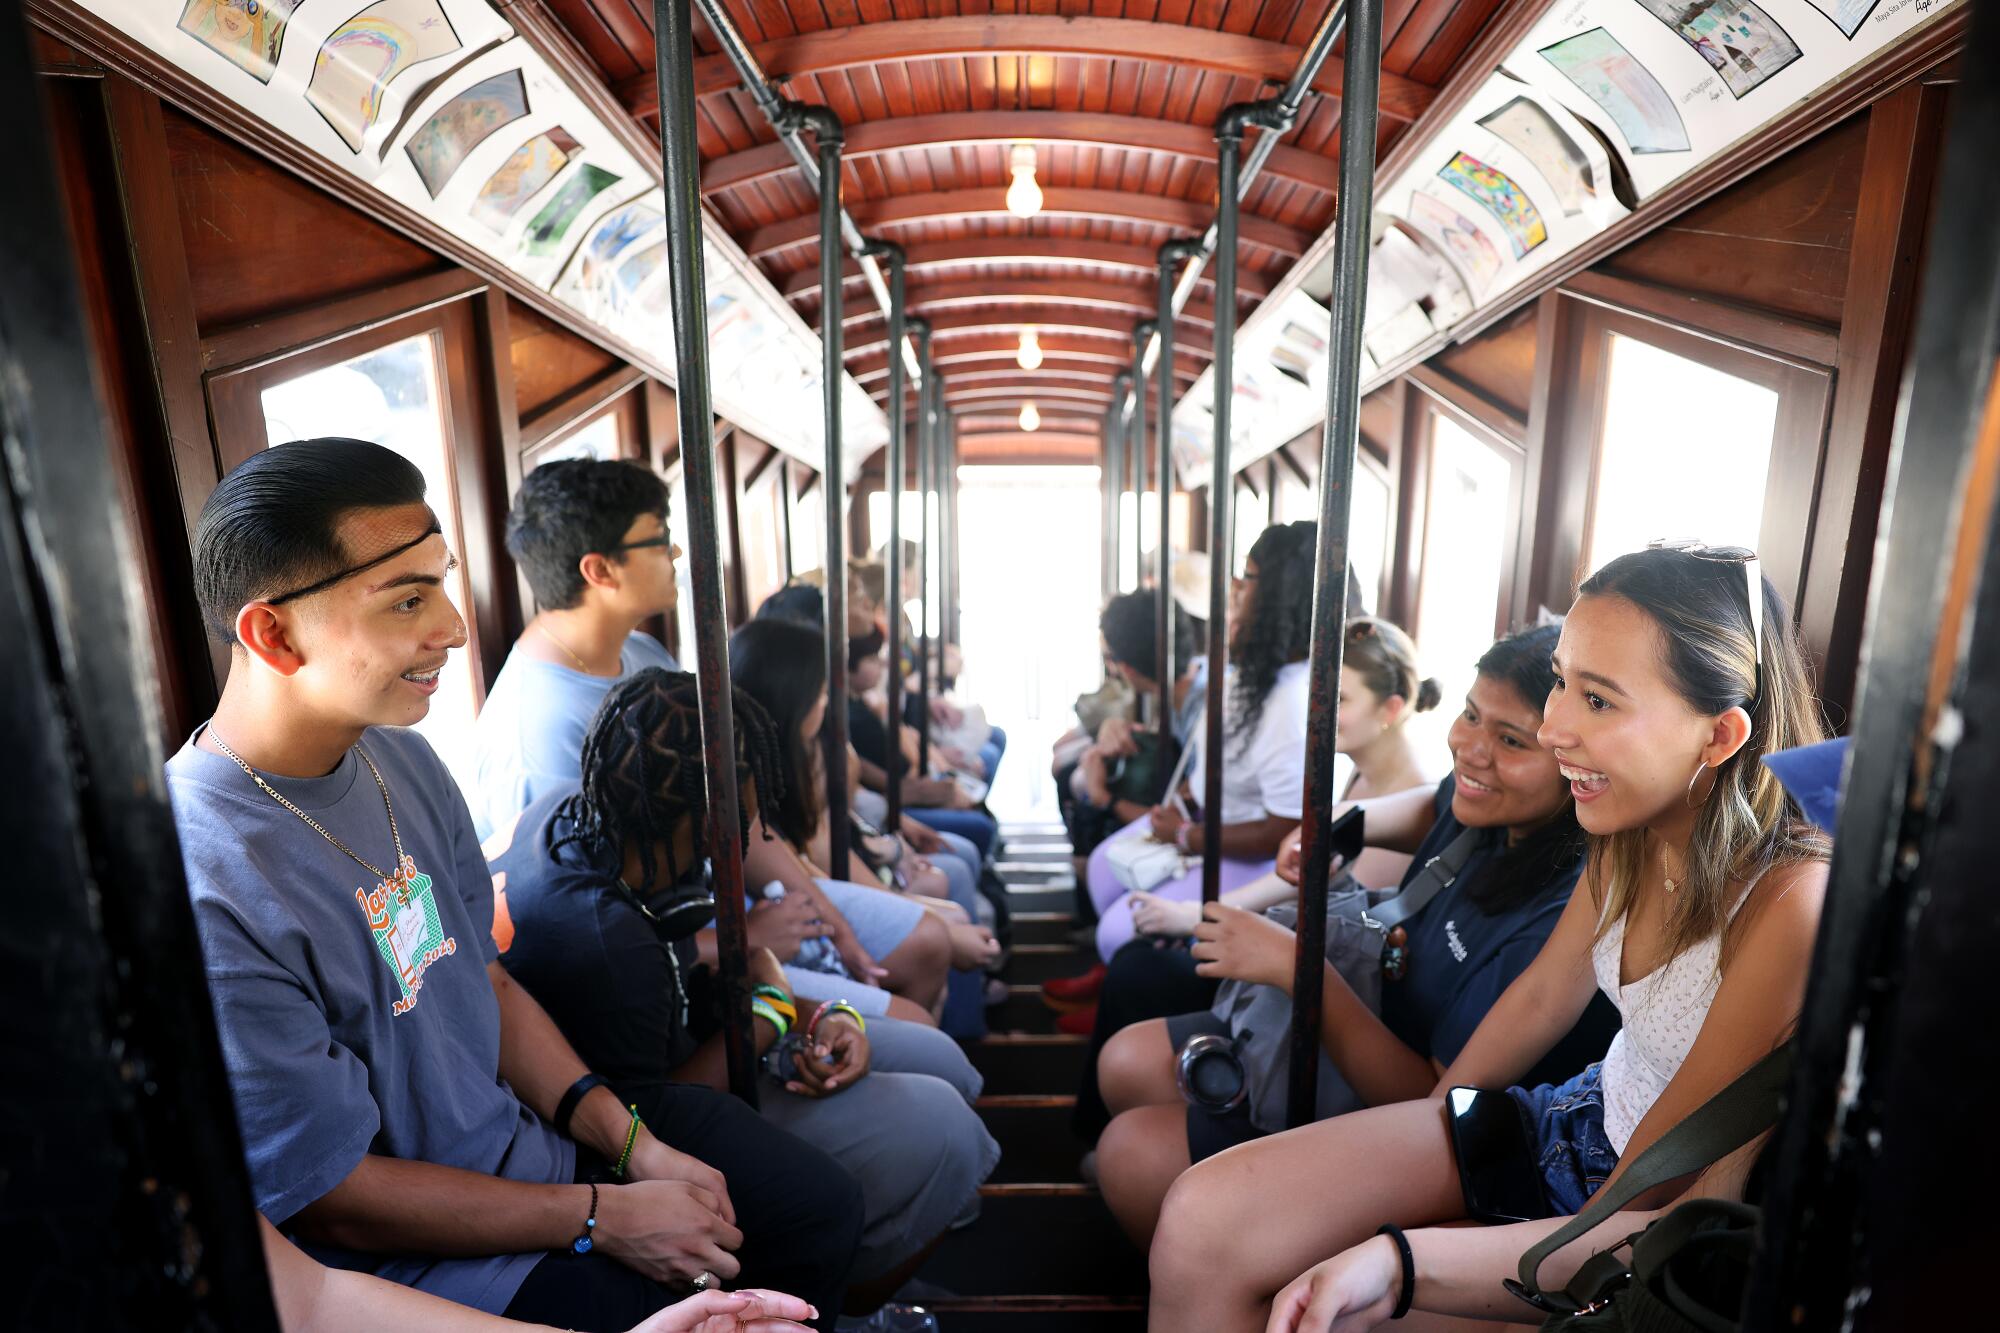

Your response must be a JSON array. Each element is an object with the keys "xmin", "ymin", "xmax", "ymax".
[{"xmin": 1514, "ymin": 1043, "xmax": 1794, "ymax": 1303}]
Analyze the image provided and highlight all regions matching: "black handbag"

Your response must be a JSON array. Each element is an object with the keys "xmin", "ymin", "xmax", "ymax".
[{"xmin": 1507, "ymin": 1044, "xmax": 1793, "ymax": 1332}]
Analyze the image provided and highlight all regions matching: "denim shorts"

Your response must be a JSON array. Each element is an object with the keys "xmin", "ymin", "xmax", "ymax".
[{"xmin": 1507, "ymin": 1062, "xmax": 1620, "ymax": 1217}]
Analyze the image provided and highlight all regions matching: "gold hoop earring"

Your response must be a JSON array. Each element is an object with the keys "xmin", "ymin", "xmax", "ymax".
[{"xmin": 1685, "ymin": 760, "xmax": 1712, "ymax": 809}]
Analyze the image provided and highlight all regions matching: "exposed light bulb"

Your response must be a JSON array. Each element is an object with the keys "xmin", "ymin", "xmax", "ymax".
[
  {"xmin": 1020, "ymin": 402, "xmax": 1041, "ymax": 432},
  {"xmin": 1006, "ymin": 144, "xmax": 1042, "ymax": 219},
  {"xmin": 1016, "ymin": 328, "xmax": 1043, "ymax": 371}
]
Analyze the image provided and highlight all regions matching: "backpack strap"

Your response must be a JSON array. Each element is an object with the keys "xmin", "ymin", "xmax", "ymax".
[
  {"xmin": 1366, "ymin": 826, "xmax": 1484, "ymax": 934},
  {"xmin": 1511, "ymin": 1043, "xmax": 1793, "ymax": 1310}
]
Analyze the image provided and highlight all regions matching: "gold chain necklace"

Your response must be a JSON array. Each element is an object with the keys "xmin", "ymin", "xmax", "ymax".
[
  {"xmin": 208, "ymin": 728, "xmax": 409, "ymax": 889},
  {"xmin": 535, "ymin": 621, "xmax": 593, "ymax": 673}
]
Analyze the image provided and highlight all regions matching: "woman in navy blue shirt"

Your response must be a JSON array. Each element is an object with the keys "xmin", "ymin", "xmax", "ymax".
[{"xmin": 1092, "ymin": 624, "xmax": 1620, "ymax": 1246}]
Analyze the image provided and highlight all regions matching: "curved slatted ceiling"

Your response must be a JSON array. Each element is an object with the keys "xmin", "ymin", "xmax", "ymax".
[{"xmin": 538, "ymin": 0, "xmax": 1509, "ymax": 463}]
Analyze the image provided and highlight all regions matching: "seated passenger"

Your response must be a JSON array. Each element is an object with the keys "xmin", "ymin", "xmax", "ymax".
[
  {"xmin": 756, "ymin": 582, "xmax": 999, "ymax": 862},
  {"xmin": 1058, "ymin": 590, "xmax": 1207, "ymax": 866},
  {"xmin": 1265, "ymin": 734, "xmax": 1849, "ymax": 1331},
  {"xmin": 170, "ymin": 439, "xmax": 858, "ymax": 1331},
  {"xmin": 489, "ymin": 669, "xmax": 997, "ymax": 1304},
  {"xmin": 1081, "ymin": 521, "xmax": 1323, "ymax": 965},
  {"xmin": 260, "ymin": 1215, "xmax": 816, "ymax": 1333},
  {"xmin": 728, "ymin": 615, "xmax": 958, "ymax": 1025},
  {"xmin": 1092, "ymin": 624, "xmax": 1619, "ymax": 1245},
  {"xmin": 1149, "ymin": 544, "xmax": 1831, "ymax": 1332},
  {"xmin": 470, "ymin": 457, "xmax": 679, "ymax": 840}
]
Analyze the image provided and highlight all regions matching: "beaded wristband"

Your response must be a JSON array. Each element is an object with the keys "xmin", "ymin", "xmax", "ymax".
[
  {"xmin": 612, "ymin": 1105, "xmax": 642, "ymax": 1179},
  {"xmin": 572, "ymin": 1182, "xmax": 599, "ymax": 1253},
  {"xmin": 751, "ymin": 997, "xmax": 791, "ymax": 1038}
]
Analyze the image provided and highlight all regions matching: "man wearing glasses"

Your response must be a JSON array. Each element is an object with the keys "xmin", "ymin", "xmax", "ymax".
[{"xmin": 470, "ymin": 457, "xmax": 683, "ymax": 842}]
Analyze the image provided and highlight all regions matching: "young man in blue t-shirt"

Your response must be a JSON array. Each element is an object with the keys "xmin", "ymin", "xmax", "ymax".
[
  {"xmin": 470, "ymin": 458, "xmax": 683, "ymax": 841},
  {"xmin": 167, "ymin": 438, "xmax": 859, "ymax": 1329}
]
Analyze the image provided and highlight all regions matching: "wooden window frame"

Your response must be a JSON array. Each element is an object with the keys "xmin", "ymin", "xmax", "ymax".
[
  {"xmin": 1523, "ymin": 276, "xmax": 1836, "ymax": 626},
  {"xmin": 200, "ymin": 276, "xmax": 510, "ymax": 700},
  {"xmin": 518, "ymin": 366, "xmax": 648, "ymax": 471},
  {"xmin": 1400, "ymin": 377, "xmax": 1529, "ymax": 650}
]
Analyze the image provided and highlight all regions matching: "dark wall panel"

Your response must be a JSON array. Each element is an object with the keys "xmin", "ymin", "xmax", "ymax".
[
  {"xmin": 509, "ymin": 295, "xmax": 623, "ymax": 418},
  {"xmin": 1431, "ymin": 305, "xmax": 1537, "ymax": 422},
  {"xmin": 166, "ymin": 108, "xmax": 445, "ymax": 331},
  {"xmin": 1602, "ymin": 112, "xmax": 1868, "ymax": 328}
]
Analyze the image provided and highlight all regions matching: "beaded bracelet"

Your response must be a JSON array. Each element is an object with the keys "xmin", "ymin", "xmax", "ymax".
[
  {"xmin": 572, "ymin": 1182, "xmax": 599, "ymax": 1254},
  {"xmin": 751, "ymin": 997, "xmax": 791, "ymax": 1038},
  {"xmin": 807, "ymin": 1000, "xmax": 867, "ymax": 1042},
  {"xmin": 612, "ymin": 1105, "xmax": 642, "ymax": 1179}
]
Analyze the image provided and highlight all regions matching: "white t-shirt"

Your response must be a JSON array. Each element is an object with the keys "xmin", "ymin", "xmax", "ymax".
[{"xmin": 1189, "ymin": 660, "xmax": 1313, "ymax": 826}]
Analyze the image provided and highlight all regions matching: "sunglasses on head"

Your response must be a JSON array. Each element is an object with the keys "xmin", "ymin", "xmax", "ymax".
[{"xmin": 1647, "ymin": 539, "xmax": 1762, "ymax": 698}]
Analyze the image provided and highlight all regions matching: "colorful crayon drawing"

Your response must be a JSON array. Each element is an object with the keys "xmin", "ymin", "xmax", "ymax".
[
  {"xmin": 405, "ymin": 70, "xmax": 530, "ymax": 198},
  {"xmin": 178, "ymin": 0, "xmax": 295, "ymax": 84},
  {"xmin": 1629, "ymin": 0, "xmax": 1803, "ymax": 98},
  {"xmin": 471, "ymin": 128, "xmax": 579, "ymax": 233},
  {"xmin": 521, "ymin": 165, "xmax": 622, "ymax": 259},
  {"xmin": 1476, "ymin": 97, "xmax": 1594, "ymax": 216},
  {"xmin": 1802, "ymin": 0, "xmax": 1878, "ymax": 38},
  {"xmin": 305, "ymin": 0, "xmax": 460, "ymax": 153},
  {"xmin": 1436, "ymin": 152, "xmax": 1548, "ymax": 259},
  {"xmin": 613, "ymin": 240, "xmax": 669, "ymax": 314},
  {"xmin": 1407, "ymin": 191, "xmax": 1504, "ymax": 293},
  {"xmin": 569, "ymin": 203, "xmax": 664, "ymax": 295},
  {"xmin": 1540, "ymin": 28, "xmax": 1692, "ymax": 155}
]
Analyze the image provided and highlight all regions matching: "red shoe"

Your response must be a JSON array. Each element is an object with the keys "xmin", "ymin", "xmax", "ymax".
[
  {"xmin": 1056, "ymin": 1006, "xmax": 1098, "ymax": 1036},
  {"xmin": 1040, "ymin": 962, "xmax": 1107, "ymax": 1012}
]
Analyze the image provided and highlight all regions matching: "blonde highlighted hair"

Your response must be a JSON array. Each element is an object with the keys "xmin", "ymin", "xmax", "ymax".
[{"xmin": 1578, "ymin": 548, "xmax": 1830, "ymax": 969}]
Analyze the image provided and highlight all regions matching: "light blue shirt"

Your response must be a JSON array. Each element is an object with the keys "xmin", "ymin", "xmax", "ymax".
[{"xmin": 470, "ymin": 630, "xmax": 678, "ymax": 840}]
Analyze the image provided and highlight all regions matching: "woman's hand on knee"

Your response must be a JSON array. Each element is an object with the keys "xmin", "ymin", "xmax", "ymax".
[{"xmin": 1265, "ymin": 1236, "xmax": 1401, "ymax": 1333}]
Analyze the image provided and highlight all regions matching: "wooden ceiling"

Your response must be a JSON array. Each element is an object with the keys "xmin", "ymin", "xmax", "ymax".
[{"xmin": 540, "ymin": 0, "xmax": 1511, "ymax": 464}]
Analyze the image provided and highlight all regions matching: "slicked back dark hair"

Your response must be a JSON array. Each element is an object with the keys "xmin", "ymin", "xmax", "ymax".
[
  {"xmin": 192, "ymin": 438, "xmax": 428, "ymax": 643},
  {"xmin": 555, "ymin": 668, "xmax": 787, "ymax": 891},
  {"xmin": 506, "ymin": 458, "xmax": 669, "ymax": 610},
  {"xmin": 1100, "ymin": 591, "xmax": 1196, "ymax": 685},
  {"xmin": 728, "ymin": 617, "xmax": 828, "ymax": 847}
]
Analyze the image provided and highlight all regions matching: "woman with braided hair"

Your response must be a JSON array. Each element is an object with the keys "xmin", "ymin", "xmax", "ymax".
[{"xmin": 491, "ymin": 669, "xmax": 996, "ymax": 1316}]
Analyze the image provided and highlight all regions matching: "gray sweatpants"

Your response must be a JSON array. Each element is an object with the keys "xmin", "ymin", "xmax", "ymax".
[{"xmin": 757, "ymin": 1013, "xmax": 999, "ymax": 1280}]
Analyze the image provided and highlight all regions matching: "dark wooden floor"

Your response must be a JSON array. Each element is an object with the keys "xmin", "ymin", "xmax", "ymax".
[{"xmin": 913, "ymin": 825, "xmax": 1147, "ymax": 1331}]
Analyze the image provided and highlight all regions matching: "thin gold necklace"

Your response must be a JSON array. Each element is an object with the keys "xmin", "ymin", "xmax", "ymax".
[
  {"xmin": 536, "ymin": 621, "xmax": 593, "ymax": 673},
  {"xmin": 208, "ymin": 728, "xmax": 410, "ymax": 891}
]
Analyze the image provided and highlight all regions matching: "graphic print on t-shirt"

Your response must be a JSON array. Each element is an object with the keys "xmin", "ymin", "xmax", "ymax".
[{"xmin": 355, "ymin": 854, "xmax": 459, "ymax": 1015}]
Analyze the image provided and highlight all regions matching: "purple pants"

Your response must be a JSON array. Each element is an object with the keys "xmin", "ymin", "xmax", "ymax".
[{"xmin": 1086, "ymin": 815, "xmax": 1276, "ymax": 962}]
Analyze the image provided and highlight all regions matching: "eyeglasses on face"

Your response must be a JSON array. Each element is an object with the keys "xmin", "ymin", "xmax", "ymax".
[
  {"xmin": 606, "ymin": 535, "xmax": 676, "ymax": 554},
  {"xmin": 1645, "ymin": 539, "xmax": 1762, "ymax": 697}
]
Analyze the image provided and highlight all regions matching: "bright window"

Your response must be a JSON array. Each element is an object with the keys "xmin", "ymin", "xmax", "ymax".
[
  {"xmin": 1415, "ymin": 412, "xmax": 1514, "ymax": 724},
  {"xmin": 531, "ymin": 411, "xmax": 622, "ymax": 468},
  {"xmin": 1584, "ymin": 333, "xmax": 1779, "ymax": 578},
  {"xmin": 259, "ymin": 333, "xmax": 480, "ymax": 783},
  {"xmin": 1349, "ymin": 461, "xmax": 1391, "ymax": 616}
]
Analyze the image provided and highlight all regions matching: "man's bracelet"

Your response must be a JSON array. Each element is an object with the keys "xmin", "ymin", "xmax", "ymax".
[
  {"xmin": 807, "ymin": 1000, "xmax": 867, "ymax": 1042},
  {"xmin": 554, "ymin": 1072, "xmax": 608, "ymax": 1140}
]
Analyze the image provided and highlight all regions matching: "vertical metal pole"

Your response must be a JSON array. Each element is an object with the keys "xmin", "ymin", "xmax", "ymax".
[
  {"xmin": 778, "ymin": 458, "xmax": 795, "ymax": 580},
  {"xmin": 654, "ymin": 0, "xmax": 753, "ymax": 1100},
  {"xmin": 0, "ymin": 7, "xmax": 276, "ymax": 1318},
  {"xmin": 1102, "ymin": 406, "xmax": 1120, "ymax": 603},
  {"xmin": 1132, "ymin": 322, "xmax": 1156, "ymax": 626},
  {"xmin": 1748, "ymin": 6, "xmax": 2000, "ymax": 1319},
  {"xmin": 1157, "ymin": 241, "xmax": 1195, "ymax": 750},
  {"xmin": 945, "ymin": 411, "xmax": 961, "ymax": 650},
  {"xmin": 1200, "ymin": 122, "xmax": 1243, "ymax": 905},
  {"xmin": 1201, "ymin": 96, "xmax": 1293, "ymax": 904},
  {"xmin": 915, "ymin": 333, "xmax": 935, "ymax": 777},
  {"xmin": 783, "ymin": 104, "xmax": 851, "ymax": 881},
  {"xmin": 1108, "ymin": 373, "xmax": 1131, "ymax": 598},
  {"xmin": 1285, "ymin": 0, "xmax": 1379, "ymax": 1130},
  {"xmin": 871, "ymin": 243, "xmax": 907, "ymax": 834}
]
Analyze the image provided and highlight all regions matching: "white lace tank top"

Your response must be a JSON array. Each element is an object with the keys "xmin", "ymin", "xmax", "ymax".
[{"xmin": 1590, "ymin": 881, "xmax": 1757, "ymax": 1154}]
